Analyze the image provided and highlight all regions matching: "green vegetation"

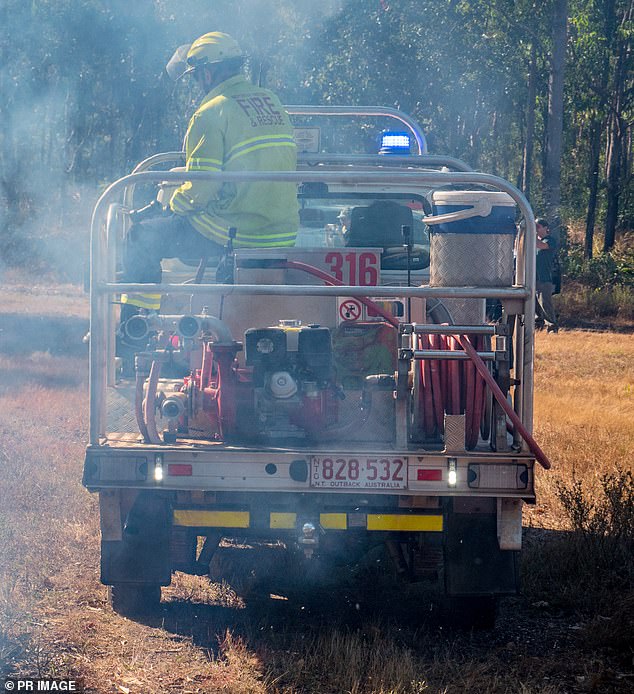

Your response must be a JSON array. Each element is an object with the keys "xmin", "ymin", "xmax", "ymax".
[
  {"xmin": 0, "ymin": 0, "xmax": 632, "ymax": 284},
  {"xmin": 557, "ymin": 227, "xmax": 634, "ymax": 325},
  {"xmin": 523, "ymin": 470, "xmax": 634, "ymax": 655}
]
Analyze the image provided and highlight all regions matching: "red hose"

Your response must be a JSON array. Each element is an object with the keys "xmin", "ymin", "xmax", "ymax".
[
  {"xmin": 448, "ymin": 337, "xmax": 461, "ymax": 415},
  {"xmin": 412, "ymin": 333, "xmax": 530, "ymax": 457},
  {"xmin": 440, "ymin": 335, "xmax": 450, "ymax": 411},
  {"xmin": 456, "ymin": 335, "xmax": 551, "ymax": 469},
  {"xmin": 470, "ymin": 336, "xmax": 486, "ymax": 449},
  {"xmin": 429, "ymin": 334, "xmax": 444, "ymax": 432},
  {"xmin": 414, "ymin": 332, "xmax": 484, "ymax": 445},
  {"xmin": 281, "ymin": 260, "xmax": 399, "ymax": 327},
  {"xmin": 421, "ymin": 335, "xmax": 436, "ymax": 436},
  {"xmin": 464, "ymin": 336, "xmax": 476, "ymax": 448}
]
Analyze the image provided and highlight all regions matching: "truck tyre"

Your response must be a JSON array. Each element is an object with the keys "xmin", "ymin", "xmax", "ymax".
[
  {"xmin": 108, "ymin": 583, "xmax": 161, "ymax": 617},
  {"xmin": 449, "ymin": 595, "xmax": 497, "ymax": 630}
]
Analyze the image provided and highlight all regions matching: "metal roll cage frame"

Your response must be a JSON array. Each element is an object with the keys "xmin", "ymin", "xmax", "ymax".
[{"xmin": 88, "ymin": 108, "xmax": 536, "ymax": 448}]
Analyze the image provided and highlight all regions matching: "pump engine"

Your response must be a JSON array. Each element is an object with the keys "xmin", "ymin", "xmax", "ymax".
[
  {"xmin": 244, "ymin": 321, "xmax": 337, "ymax": 441},
  {"xmin": 148, "ymin": 319, "xmax": 346, "ymax": 445}
]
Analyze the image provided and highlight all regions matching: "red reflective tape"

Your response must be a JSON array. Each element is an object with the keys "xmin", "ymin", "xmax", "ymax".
[
  {"xmin": 168, "ymin": 464, "xmax": 193, "ymax": 476},
  {"xmin": 417, "ymin": 469, "xmax": 443, "ymax": 481}
]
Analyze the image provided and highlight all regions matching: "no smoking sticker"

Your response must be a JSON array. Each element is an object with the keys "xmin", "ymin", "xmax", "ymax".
[{"xmin": 338, "ymin": 298, "xmax": 362, "ymax": 321}]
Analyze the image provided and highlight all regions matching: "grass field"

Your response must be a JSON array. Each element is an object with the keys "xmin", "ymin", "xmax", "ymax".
[{"xmin": 0, "ymin": 282, "xmax": 633, "ymax": 693}]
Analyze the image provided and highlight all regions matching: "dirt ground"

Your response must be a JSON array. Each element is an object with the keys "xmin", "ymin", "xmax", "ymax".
[{"xmin": 0, "ymin": 281, "xmax": 632, "ymax": 693}]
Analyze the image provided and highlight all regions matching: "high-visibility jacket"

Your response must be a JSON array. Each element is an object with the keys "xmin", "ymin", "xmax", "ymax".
[{"xmin": 170, "ymin": 75, "xmax": 299, "ymax": 248}]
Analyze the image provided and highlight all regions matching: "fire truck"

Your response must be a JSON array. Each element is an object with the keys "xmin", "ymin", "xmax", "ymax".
[{"xmin": 83, "ymin": 107, "xmax": 549, "ymax": 627}]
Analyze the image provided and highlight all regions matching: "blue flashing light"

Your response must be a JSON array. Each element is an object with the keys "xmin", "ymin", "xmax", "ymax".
[{"xmin": 379, "ymin": 131, "xmax": 412, "ymax": 155}]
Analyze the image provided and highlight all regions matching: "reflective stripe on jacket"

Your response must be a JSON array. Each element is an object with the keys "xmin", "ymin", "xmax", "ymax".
[
  {"xmin": 120, "ymin": 292, "xmax": 162, "ymax": 310},
  {"xmin": 170, "ymin": 75, "xmax": 298, "ymax": 248}
]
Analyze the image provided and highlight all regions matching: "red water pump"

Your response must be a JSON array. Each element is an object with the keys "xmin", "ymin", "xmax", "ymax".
[{"xmin": 180, "ymin": 321, "xmax": 339, "ymax": 443}]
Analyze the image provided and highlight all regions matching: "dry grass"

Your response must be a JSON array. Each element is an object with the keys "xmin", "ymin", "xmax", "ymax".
[
  {"xmin": 555, "ymin": 281, "xmax": 634, "ymax": 329},
  {"xmin": 522, "ymin": 330, "xmax": 634, "ymax": 675},
  {"xmin": 0, "ymin": 351, "xmax": 95, "ymax": 672},
  {"xmin": 1, "ymin": 284, "xmax": 634, "ymax": 692},
  {"xmin": 0, "ymin": 278, "xmax": 89, "ymax": 317},
  {"xmin": 529, "ymin": 330, "xmax": 634, "ymax": 526}
]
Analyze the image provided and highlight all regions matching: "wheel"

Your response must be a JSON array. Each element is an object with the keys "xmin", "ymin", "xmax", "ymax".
[
  {"xmin": 448, "ymin": 595, "xmax": 498, "ymax": 630},
  {"xmin": 108, "ymin": 583, "xmax": 161, "ymax": 617}
]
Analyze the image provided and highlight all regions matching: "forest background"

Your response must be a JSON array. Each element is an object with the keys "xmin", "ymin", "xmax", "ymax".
[{"xmin": 0, "ymin": 0, "xmax": 632, "ymax": 312}]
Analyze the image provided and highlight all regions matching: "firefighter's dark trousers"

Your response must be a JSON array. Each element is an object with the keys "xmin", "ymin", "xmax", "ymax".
[
  {"xmin": 535, "ymin": 280, "xmax": 558, "ymax": 330},
  {"xmin": 120, "ymin": 213, "xmax": 224, "ymax": 323},
  {"xmin": 122, "ymin": 213, "xmax": 224, "ymax": 285}
]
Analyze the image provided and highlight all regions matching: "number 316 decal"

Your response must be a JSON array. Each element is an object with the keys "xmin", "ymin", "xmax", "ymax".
[{"xmin": 325, "ymin": 252, "xmax": 379, "ymax": 286}]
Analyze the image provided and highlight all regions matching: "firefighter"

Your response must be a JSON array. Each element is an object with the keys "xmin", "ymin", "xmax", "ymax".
[
  {"xmin": 534, "ymin": 217, "xmax": 559, "ymax": 333},
  {"xmin": 120, "ymin": 32, "xmax": 299, "ymax": 347}
]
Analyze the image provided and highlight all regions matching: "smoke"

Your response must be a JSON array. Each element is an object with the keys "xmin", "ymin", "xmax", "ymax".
[
  {"xmin": 0, "ymin": 1, "xmax": 173, "ymax": 282},
  {"xmin": 0, "ymin": 73, "xmax": 96, "ymax": 282},
  {"xmin": 155, "ymin": 0, "xmax": 345, "ymax": 96},
  {"xmin": 1, "ymin": 1, "xmax": 355, "ymax": 284}
]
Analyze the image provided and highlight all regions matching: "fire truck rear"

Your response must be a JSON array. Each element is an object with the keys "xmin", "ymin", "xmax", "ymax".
[{"xmin": 83, "ymin": 107, "xmax": 549, "ymax": 627}]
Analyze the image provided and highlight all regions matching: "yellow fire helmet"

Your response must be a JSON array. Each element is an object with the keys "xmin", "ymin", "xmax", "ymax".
[
  {"xmin": 166, "ymin": 33, "xmax": 244, "ymax": 81},
  {"xmin": 186, "ymin": 32, "xmax": 244, "ymax": 71}
]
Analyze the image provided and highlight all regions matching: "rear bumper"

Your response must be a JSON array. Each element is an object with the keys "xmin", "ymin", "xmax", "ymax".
[{"xmin": 83, "ymin": 444, "xmax": 535, "ymax": 502}]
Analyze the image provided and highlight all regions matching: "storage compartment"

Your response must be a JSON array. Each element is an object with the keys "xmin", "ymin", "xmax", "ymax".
[{"xmin": 429, "ymin": 190, "xmax": 517, "ymax": 289}]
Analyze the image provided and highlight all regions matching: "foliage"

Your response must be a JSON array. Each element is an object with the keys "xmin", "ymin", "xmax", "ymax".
[
  {"xmin": 562, "ymin": 235, "xmax": 634, "ymax": 288},
  {"xmin": 0, "ymin": 0, "xmax": 632, "ymax": 276},
  {"xmin": 523, "ymin": 470, "xmax": 634, "ymax": 654},
  {"xmin": 557, "ymin": 471, "xmax": 634, "ymax": 557},
  {"xmin": 554, "ymin": 280, "xmax": 634, "ymax": 324},
  {"xmin": 556, "ymin": 471, "xmax": 634, "ymax": 650}
]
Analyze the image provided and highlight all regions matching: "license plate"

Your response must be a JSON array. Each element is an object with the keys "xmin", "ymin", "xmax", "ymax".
[{"xmin": 310, "ymin": 456, "xmax": 408, "ymax": 490}]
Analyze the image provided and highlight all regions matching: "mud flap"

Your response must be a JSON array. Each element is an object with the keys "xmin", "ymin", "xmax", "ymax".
[
  {"xmin": 101, "ymin": 492, "xmax": 172, "ymax": 586},
  {"xmin": 443, "ymin": 500, "xmax": 518, "ymax": 596}
]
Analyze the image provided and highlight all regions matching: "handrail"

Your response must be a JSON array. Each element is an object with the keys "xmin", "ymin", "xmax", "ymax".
[
  {"xmin": 286, "ymin": 105, "xmax": 428, "ymax": 155},
  {"xmin": 296, "ymin": 153, "xmax": 472, "ymax": 171},
  {"xmin": 106, "ymin": 283, "xmax": 528, "ymax": 299},
  {"xmin": 125, "ymin": 151, "xmax": 472, "ymax": 173},
  {"xmin": 131, "ymin": 152, "xmax": 185, "ymax": 173},
  {"xmin": 122, "ymin": 151, "xmax": 472, "ymax": 213},
  {"xmin": 124, "ymin": 107, "xmax": 433, "ymax": 177},
  {"xmin": 123, "ymin": 152, "xmax": 185, "ymax": 216},
  {"xmin": 89, "ymin": 168, "xmax": 535, "ymax": 445}
]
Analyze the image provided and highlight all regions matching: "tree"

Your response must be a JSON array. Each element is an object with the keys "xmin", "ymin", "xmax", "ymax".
[
  {"xmin": 1, "ymin": 0, "xmax": 632, "ymax": 279},
  {"xmin": 566, "ymin": 0, "xmax": 633, "ymax": 256},
  {"xmin": 543, "ymin": 0, "xmax": 568, "ymax": 241},
  {"xmin": 603, "ymin": 0, "xmax": 634, "ymax": 251},
  {"xmin": 522, "ymin": 42, "xmax": 538, "ymax": 199}
]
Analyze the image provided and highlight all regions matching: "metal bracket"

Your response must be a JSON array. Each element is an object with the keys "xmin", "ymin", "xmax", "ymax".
[
  {"xmin": 444, "ymin": 414, "xmax": 466, "ymax": 453},
  {"xmin": 99, "ymin": 489, "xmax": 123, "ymax": 542},
  {"xmin": 395, "ymin": 359, "xmax": 410, "ymax": 448},
  {"xmin": 497, "ymin": 498, "xmax": 523, "ymax": 550}
]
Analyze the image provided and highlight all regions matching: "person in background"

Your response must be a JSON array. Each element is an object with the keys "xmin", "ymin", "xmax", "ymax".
[
  {"xmin": 535, "ymin": 217, "xmax": 559, "ymax": 333},
  {"xmin": 119, "ymin": 32, "xmax": 299, "ymax": 351}
]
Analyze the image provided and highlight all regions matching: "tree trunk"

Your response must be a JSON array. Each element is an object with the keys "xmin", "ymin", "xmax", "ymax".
[
  {"xmin": 584, "ymin": 121, "xmax": 602, "ymax": 259},
  {"xmin": 584, "ymin": 0, "xmax": 615, "ymax": 258},
  {"xmin": 522, "ymin": 42, "xmax": 537, "ymax": 200},
  {"xmin": 604, "ymin": 108, "xmax": 623, "ymax": 251},
  {"xmin": 543, "ymin": 0, "xmax": 567, "ymax": 240},
  {"xmin": 603, "ymin": 0, "xmax": 633, "ymax": 252}
]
